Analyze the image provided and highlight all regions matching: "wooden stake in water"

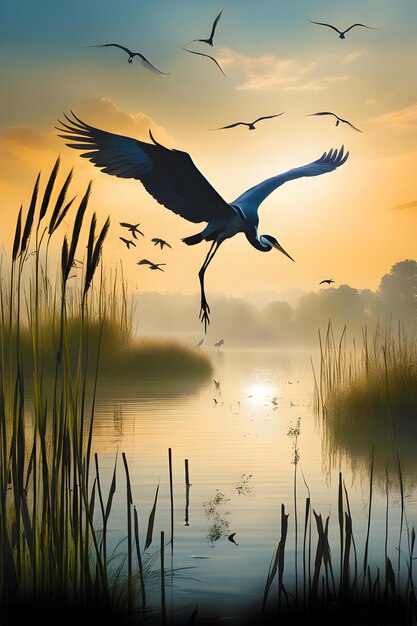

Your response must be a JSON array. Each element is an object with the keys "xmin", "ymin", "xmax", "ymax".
[
  {"xmin": 185, "ymin": 459, "xmax": 191, "ymax": 487},
  {"xmin": 168, "ymin": 448, "xmax": 174, "ymax": 546},
  {"xmin": 161, "ymin": 531, "xmax": 166, "ymax": 626}
]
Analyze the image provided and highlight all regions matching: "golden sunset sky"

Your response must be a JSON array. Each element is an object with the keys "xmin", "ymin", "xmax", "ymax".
[{"xmin": 1, "ymin": 0, "xmax": 416, "ymax": 296}]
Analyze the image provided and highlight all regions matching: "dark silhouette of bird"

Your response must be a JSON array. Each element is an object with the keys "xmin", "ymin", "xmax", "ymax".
[
  {"xmin": 307, "ymin": 112, "xmax": 363, "ymax": 133},
  {"xmin": 320, "ymin": 279, "xmax": 335, "ymax": 285},
  {"xmin": 210, "ymin": 113, "xmax": 285, "ymax": 131},
  {"xmin": 228, "ymin": 533, "xmax": 238, "ymax": 546},
  {"xmin": 57, "ymin": 112, "xmax": 349, "ymax": 332},
  {"xmin": 137, "ymin": 259, "xmax": 165, "ymax": 271},
  {"xmin": 120, "ymin": 222, "xmax": 144, "ymax": 239},
  {"xmin": 182, "ymin": 48, "xmax": 225, "ymax": 76},
  {"xmin": 309, "ymin": 21, "xmax": 379, "ymax": 39},
  {"xmin": 214, "ymin": 379, "xmax": 221, "ymax": 389},
  {"xmin": 152, "ymin": 237, "xmax": 172, "ymax": 249},
  {"xmin": 214, "ymin": 339, "xmax": 224, "ymax": 349},
  {"xmin": 197, "ymin": 338, "xmax": 204, "ymax": 348},
  {"xmin": 213, "ymin": 398, "xmax": 218, "ymax": 405},
  {"xmin": 86, "ymin": 43, "xmax": 168, "ymax": 73},
  {"xmin": 271, "ymin": 397, "xmax": 278, "ymax": 406},
  {"xmin": 119, "ymin": 237, "xmax": 136, "ymax": 249},
  {"xmin": 187, "ymin": 10, "xmax": 223, "ymax": 47}
]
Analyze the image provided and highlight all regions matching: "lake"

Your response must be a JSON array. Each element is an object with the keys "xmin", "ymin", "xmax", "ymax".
[{"xmin": 91, "ymin": 347, "xmax": 417, "ymax": 622}]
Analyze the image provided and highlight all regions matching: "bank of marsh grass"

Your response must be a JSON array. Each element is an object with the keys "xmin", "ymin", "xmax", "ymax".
[{"xmin": 314, "ymin": 322, "xmax": 417, "ymax": 483}]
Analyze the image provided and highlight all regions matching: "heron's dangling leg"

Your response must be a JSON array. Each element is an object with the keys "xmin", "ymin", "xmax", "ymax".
[{"xmin": 198, "ymin": 241, "xmax": 220, "ymax": 333}]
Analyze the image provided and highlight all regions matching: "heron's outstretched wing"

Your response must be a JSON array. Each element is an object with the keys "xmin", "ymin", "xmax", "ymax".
[
  {"xmin": 210, "ymin": 122, "xmax": 248, "ymax": 130},
  {"xmin": 182, "ymin": 48, "xmax": 226, "ymax": 76},
  {"xmin": 87, "ymin": 43, "xmax": 134, "ymax": 56},
  {"xmin": 57, "ymin": 112, "xmax": 233, "ymax": 224},
  {"xmin": 307, "ymin": 111, "xmax": 337, "ymax": 118},
  {"xmin": 340, "ymin": 119, "xmax": 363, "ymax": 133},
  {"xmin": 232, "ymin": 146, "xmax": 349, "ymax": 214}
]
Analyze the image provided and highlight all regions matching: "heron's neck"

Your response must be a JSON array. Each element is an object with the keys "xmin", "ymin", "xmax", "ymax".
[{"xmin": 246, "ymin": 230, "xmax": 271, "ymax": 252}]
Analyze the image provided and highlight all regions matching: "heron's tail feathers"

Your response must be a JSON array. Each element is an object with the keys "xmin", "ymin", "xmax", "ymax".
[{"xmin": 182, "ymin": 233, "xmax": 203, "ymax": 246}]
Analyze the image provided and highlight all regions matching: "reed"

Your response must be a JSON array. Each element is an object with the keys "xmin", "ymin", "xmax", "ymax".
[{"xmin": 0, "ymin": 163, "xmax": 166, "ymax": 625}]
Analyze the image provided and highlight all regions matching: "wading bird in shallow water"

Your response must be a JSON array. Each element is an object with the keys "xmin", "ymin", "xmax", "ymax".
[
  {"xmin": 57, "ymin": 112, "xmax": 349, "ymax": 332},
  {"xmin": 187, "ymin": 10, "xmax": 223, "ymax": 47},
  {"xmin": 309, "ymin": 20, "xmax": 379, "ymax": 39},
  {"xmin": 320, "ymin": 279, "xmax": 335, "ymax": 285},
  {"xmin": 210, "ymin": 113, "xmax": 285, "ymax": 131},
  {"xmin": 120, "ymin": 222, "xmax": 144, "ymax": 239},
  {"xmin": 137, "ymin": 259, "xmax": 165, "ymax": 271},
  {"xmin": 151, "ymin": 237, "xmax": 172, "ymax": 249},
  {"xmin": 307, "ymin": 112, "xmax": 363, "ymax": 133},
  {"xmin": 182, "ymin": 48, "xmax": 226, "ymax": 76},
  {"xmin": 119, "ymin": 237, "xmax": 136, "ymax": 249},
  {"xmin": 86, "ymin": 44, "xmax": 168, "ymax": 74}
]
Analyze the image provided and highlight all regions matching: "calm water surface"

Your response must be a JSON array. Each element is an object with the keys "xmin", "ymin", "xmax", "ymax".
[{"xmin": 91, "ymin": 348, "xmax": 417, "ymax": 621}]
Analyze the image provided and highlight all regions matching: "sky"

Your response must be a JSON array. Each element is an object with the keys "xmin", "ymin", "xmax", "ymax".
[{"xmin": 1, "ymin": 0, "xmax": 417, "ymax": 297}]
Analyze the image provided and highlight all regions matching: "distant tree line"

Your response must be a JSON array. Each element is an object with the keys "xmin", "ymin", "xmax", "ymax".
[{"xmin": 135, "ymin": 260, "xmax": 417, "ymax": 345}]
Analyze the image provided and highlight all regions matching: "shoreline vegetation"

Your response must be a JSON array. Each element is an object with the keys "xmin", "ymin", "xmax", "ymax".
[{"xmin": 314, "ymin": 321, "xmax": 417, "ymax": 486}]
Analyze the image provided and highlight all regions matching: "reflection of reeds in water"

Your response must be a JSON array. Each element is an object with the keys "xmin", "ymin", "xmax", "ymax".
[{"xmin": 0, "ymin": 163, "xmax": 165, "ymax": 623}]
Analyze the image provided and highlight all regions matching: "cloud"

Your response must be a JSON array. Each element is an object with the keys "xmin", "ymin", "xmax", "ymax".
[
  {"xmin": 389, "ymin": 200, "xmax": 417, "ymax": 211},
  {"xmin": 217, "ymin": 47, "xmax": 349, "ymax": 92},
  {"xmin": 1, "ymin": 125, "xmax": 55, "ymax": 155},
  {"xmin": 373, "ymin": 102, "xmax": 417, "ymax": 129},
  {"xmin": 341, "ymin": 49, "xmax": 368, "ymax": 65},
  {"xmin": 74, "ymin": 97, "xmax": 173, "ymax": 144}
]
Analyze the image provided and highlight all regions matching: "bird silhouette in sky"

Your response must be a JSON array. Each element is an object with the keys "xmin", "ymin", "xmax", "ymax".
[
  {"xmin": 58, "ymin": 112, "xmax": 348, "ymax": 332},
  {"xmin": 210, "ymin": 113, "xmax": 285, "ymax": 131},
  {"xmin": 187, "ymin": 10, "xmax": 223, "ymax": 47},
  {"xmin": 214, "ymin": 379, "xmax": 221, "ymax": 389},
  {"xmin": 120, "ymin": 222, "xmax": 145, "ymax": 239},
  {"xmin": 197, "ymin": 338, "xmax": 204, "ymax": 348},
  {"xmin": 152, "ymin": 237, "xmax": 172, "ymax": 249},
  {"xmin": 86, "ymin": 43, "xmax": 168, "ymax": 73},
  {"xmin": 137, "ymin": 259, "xmax": 166, "ymax": 271},
  {"xmin": 214, "ymin": 339, "xmax": 224, "ymax": 349},
  {"xmin": 228, "ymin": 533, "xmax": 238, "ymax": 546},
  {"xmin": 119, "ymin": 237, "xmax": 136, "ymax": 249},
  {"xmin": 307, "ymin": 112, "xmax": 363, "ymax": 133},
  {"xmin": 182, "ymin": 48, "xmax": 226, "ymax": 76},
  {"xmin": 320, "ymin": 279, "xmax": 335, "ymax": 285},
  {"xmin": 309, "ymin": 21, "xmax": 379, "ymax": 39}
]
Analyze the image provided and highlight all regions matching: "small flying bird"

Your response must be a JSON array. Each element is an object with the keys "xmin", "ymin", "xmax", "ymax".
[
  {"xmin": 119, "ymin": 237, "xmax": 136, "ymax": 249},
  {"xmin": 137, "ymin": 259, "xmax": 166, "ymax": 271},
  {"xmin": 210, "ymin": 113, "xmax": 285, "ymax": 131},
  {"xmin": 320, "ymin": 279, "xmax": 335, "ymax": 285},
  {"xmin": 214, "ymin": 339, "xmax": 224, "ymax": 349},
  {"xmin": 197, "ymin": 338, "xmax": 204, "ymax": 348},
  {"xmin": 187, "ymin": 10, "xmax": 223, "ymax": 47},
  {"xmin": 309, "ymin": 21, "xmax": 379, "ymax": 40},
  {"xmin": 182, "ymin": 48, "xmax": 225, "ymax": 76},
  {"xmin": 120, "ymin": 222, "xmax": 145, "ymax": 239},
  {"xmin": 213, "ymin": 398, "xmax": 218, "ymax": 405},
  {"xmin": 152, "ymin": 237, "xmax": 172, "ymax": 249},
  {"xmin": 228, "ymin": 533, "xmax": 238, "ymax": 546},
  {"xmin": 271, "ymin": 397, "xmax": 278, "ymax": 406},
  {"xmin": 214, "ymin": 379, "xmax": 221, "ymax": 389},
  {"xmin": 86, "ymin": 43, "xmax": 168, "ymax": 73},
  {"xmin": 307, "ymin": 112, "xmax": 363, "ymax": 133}
]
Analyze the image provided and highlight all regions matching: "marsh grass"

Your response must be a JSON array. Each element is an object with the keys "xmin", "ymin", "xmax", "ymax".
[
  {"xmin": 0, "ymin": 162, "xmax": 171, "ymax": 624},
  {"xmin": 313, "ymin": 322, "xmax": 417, "ymax": 486}
]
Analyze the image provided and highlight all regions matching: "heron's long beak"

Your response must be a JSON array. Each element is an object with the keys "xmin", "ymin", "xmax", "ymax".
[{"xmin": 272, "ymin": 242, "xmax": 295, "ymax": 262}]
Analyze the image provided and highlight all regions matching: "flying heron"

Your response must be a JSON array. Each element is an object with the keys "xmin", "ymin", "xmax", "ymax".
[{"xmin": 57, "ymin": 112, "xmax": 349, "ymax": 331}]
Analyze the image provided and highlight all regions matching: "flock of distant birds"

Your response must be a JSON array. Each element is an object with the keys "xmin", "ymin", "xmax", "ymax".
[
  {"xmin": 86, "ymin": 11, "xmax": 375, "ymax": 133},
  {"xmin": 119, "ymin": 222, "xmax": 171, "ymax": 271},
  {"xmin": 58, "ymin": 9, "xmax": 380, "ymax": 330}
]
